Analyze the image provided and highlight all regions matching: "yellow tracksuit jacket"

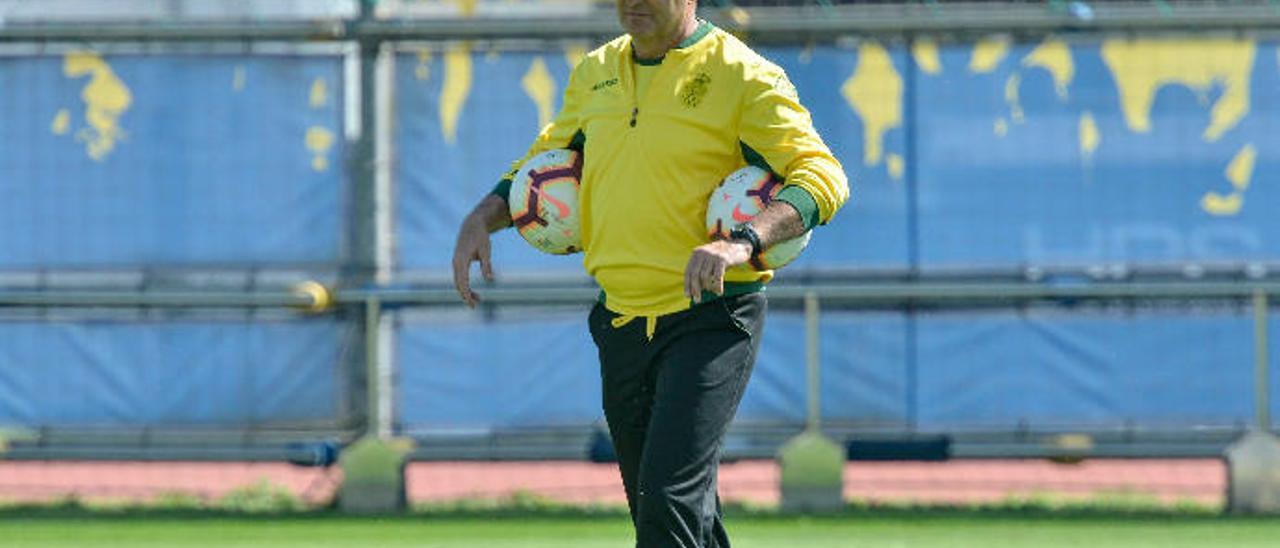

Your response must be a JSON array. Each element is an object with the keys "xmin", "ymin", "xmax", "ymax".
[{"xmin": 497, "ymin": 22, "xmax": 849, "ymax": 318}]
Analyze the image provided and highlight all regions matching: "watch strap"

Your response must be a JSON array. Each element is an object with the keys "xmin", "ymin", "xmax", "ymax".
[{"xmin": 728, "ymin": 224, "xmax": 763, "ymax": 257}]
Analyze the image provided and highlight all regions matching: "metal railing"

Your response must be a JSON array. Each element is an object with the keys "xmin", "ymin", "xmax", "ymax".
[
  {"xmin": 4, "ymin": 2, "xmax": 1280, "ymax": 43},
  {"xmin": 1, "ymin": 276, "xmax": 1274, "ymax": 460},
  {"xmin": 359, "ymin": 277, "xmax": 1278, "ymax": 460}
]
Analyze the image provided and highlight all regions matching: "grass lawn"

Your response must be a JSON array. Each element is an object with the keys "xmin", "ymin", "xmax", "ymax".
[{"xmin": 5, "ymin": 512, "xmax": 1280, "ymax": 548}]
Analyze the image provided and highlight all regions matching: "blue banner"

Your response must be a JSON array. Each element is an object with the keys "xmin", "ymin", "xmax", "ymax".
[
  {"xmin": 0, "ymin": 52, "xmax": 346, "ymax": 268},
  {"xmin": 913, "ymin": 308, "xmax": 1274, "ymax": 430},
  {"xmin": 396, "ymin": 308, "xmax": 600, "ymax": 431},
  {"xmin": 0, "ymin": 319, "xmax": 345, "ymax": 427},
  {"xmin": 394, "ymin": 306, "xmax": 1276, "ymax": 434},
  {"xmin": 915, "ymin": 39, "xmax": 1280, "ymax": 268}
]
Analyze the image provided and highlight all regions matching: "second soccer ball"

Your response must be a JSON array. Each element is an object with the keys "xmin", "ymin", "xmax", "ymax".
[{"xmin": 705, "ymin": 165, "xmax": 811, "ymax": 271}]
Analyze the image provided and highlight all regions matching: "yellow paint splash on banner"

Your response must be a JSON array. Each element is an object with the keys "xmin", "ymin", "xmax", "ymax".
[
  {"xmin": 842, "ymin": 40, "xmax": 902, "ymax": 177},
  {"xmin": 63, "ymin": 51, "xmax": 132, "ymax": 161},
  {"xmin": 969, "ymin": 38, "xmax": 1009, "ymax": 74},
  {"xmin": 912, "ymin": 38, "xmax": 941, "ymax": 75},
  {"xmin": 51, "ymin": 109, "xmax": 70, "ymax": 135},
  {"xmin": 309, "ymin": 77, "xmax": 328, "ymax": 108},
  {"xmin": 522, "ymin": 57, "xmax": 556, "ymax": 130},
  {"xmin": 1201, "ymin": 143, "xmax": 1256, "ymax": 216},
  {"xmin": 416, "ymin": 48, "xmax": 433, "ymax": 81},
  {"xmin": 1005, "ymin": 73, "xmax": 1024, "ymax": 124},
  {"xmin": 1078, "ymin": 111, "xmax": 1099, "ymax": 163},
  {"xmin": 306, "ymin": 127, "xmax": 335, "ymax": 172},
  {"xmin": 1102, "ymin": 38, "xmax": 1254, "ymax": 142},
  {"xmin": 1023, "ymin": 38, "xmax": 1074, "ymax": 99},
  {"xmin": 441, "ymin": 43, "xmax": 474, "ymax": 144}
]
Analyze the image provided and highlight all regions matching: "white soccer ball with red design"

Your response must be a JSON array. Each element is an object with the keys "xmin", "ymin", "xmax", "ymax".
[
  {"xmin": 705, "ymin": 165, "xmax": 811, "ymax": 270},
  {"xmin": 509, "ymin": 149, "xmax": 583, "ymax": 255}
]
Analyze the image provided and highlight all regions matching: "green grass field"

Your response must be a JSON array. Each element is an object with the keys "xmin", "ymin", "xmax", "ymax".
[{"xmin": 6, "ymin": 512, "xmax": 1280, "ymax": 548}]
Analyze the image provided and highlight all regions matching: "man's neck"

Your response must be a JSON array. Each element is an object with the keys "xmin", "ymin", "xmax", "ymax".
[{"xmin": 632, "ymin": 15, "xmax": 699, "ymax": 61}]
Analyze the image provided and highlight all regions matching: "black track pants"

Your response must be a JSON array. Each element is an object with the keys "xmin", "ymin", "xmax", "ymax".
[{"xmin": 589, "ymin": 292, "xmax": 765, "ymax": 548}]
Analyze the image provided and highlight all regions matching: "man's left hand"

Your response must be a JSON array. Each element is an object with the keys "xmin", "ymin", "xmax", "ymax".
[{"xmin": 684, "ymin": 239, "xmax": 753, "ymax": 303}]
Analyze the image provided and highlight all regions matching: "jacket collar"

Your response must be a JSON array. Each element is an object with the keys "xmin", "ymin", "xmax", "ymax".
[{"xmin": 628, "ymin": 20, "xmax": 714, "ymax": 65}]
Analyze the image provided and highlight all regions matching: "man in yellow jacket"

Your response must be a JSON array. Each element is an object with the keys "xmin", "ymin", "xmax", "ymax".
[{"xmin": 453, "ymin": 0, "xmax": 848, "ymax": 545}]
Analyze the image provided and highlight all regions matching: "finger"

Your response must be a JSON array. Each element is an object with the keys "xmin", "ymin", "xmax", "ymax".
[
  {"xmin": 452, "ymin": 252, "xmax": 477, "ymax": 308},
  {"xmin": 689, "ymin": 255, "xmax": 706, "ymax": 303},
  {"xmin": 699, "ymin": 261, "xmax": 718, "ymax": 297},
  {"xmin": 711, "ymin": 261, "xmax": 726, "ymax": 295},
  {"xmin": 479, "ymin": 239, "xmax": 495, "ymax": 282}
]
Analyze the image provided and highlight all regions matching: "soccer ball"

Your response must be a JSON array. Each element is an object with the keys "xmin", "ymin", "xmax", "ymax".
[
  {"xmin": 706, "ymin": 165, "xmax": 811, "ymax": 270},
  {"xmin": 508, "ymin": 149, "xmax": 583, "ymax": 255}
]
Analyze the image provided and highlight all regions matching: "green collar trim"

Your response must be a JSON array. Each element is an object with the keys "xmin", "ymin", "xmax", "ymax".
[
  {"xmin": 677, "ymin": 20, "xmax": 713, "ymax": 49},
  {"xmin": 634, "ymin": 54, "xmax": 663, "ymax": 66},
  {"xmin": 631, "ymin": 20, "xmax": 713, "ymax": 65}
]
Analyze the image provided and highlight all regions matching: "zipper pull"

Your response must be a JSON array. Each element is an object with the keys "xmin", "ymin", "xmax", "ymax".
[{"xmin": 629, "ymin": 108, "xmax": 638, "ymax": 127}]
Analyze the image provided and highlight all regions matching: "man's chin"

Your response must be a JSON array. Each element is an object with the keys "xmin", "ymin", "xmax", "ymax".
[{"xmin": 620, "ymin": 17, "xmax": 654, "ymax": 35}]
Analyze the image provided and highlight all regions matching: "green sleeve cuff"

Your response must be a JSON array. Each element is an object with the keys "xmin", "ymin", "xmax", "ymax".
[
  {"xmin": 491, "ymin": 178, "xmax": 512, "ymax": 203},
  {"xmin": 776, "ymin": 185, "xmax": 820, "ymax": 230}
]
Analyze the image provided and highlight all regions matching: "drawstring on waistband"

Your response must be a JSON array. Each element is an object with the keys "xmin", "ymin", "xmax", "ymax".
[
  {"xmin": 597, "ymin": 281, "xmax": 765, "ymax": 343},
  {"xmin": 611, "ymin": 314, "xmax": 657, "ymax": 341}
]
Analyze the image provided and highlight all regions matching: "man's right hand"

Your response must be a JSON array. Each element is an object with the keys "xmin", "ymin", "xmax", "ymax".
[{"xmin": 451, "ymin": 195, "xmax": 511, "ymax": 308}]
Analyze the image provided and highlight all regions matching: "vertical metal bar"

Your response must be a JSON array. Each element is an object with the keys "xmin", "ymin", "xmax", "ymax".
[
  {"xmin": 903, "ymin": 35, "xmax": 920, "ymax": 432},
  {"xmin": 374, "ymin": 44, "xmax": 394, "ymax": 285},
  {"xmin": 366, "ymin": 297, "xmax": 384, "ymax": 439},
  {"xmin": 905, "ymin": 310, "xmax": 918, "ymax": 431},
  {"xmin": 1256, "ymin": 290, "xmax": 1271, "ymax": 431},
  {"xmin": 344, "ymin": 0, "xmax": 382, "ymax": 440},
  {"xmin": 805, "ymin": 291, "xmax": 821, "ymax": 433},
  {"xmin": 369, "ymin": 33, "xmax": 396, "ymax": 442},
  {"xmin": 376, "ymin": 307, "xmax": 395, "ymax": 440},
  {"xmin": 904, "ymin": 34, "xmax": 920, "ymax": 273},
  {"xmin": 348, "ymin": 2, "xmax": 379, "ymax": 278}
]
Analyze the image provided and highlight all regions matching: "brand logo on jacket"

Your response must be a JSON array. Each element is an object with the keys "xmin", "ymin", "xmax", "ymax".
[{"xmin": 591, "ymin": 78, "xmax": 619, "ymax": 92}]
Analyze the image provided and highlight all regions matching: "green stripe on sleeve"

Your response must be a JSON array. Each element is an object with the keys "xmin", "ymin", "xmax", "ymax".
[
  {"xmin": 491, "ymin": 178, "xmax": 512, "ymax": 202},
  {"xmin": 776, "ymin": 185, "xmax": 820, "ymax": 231}
]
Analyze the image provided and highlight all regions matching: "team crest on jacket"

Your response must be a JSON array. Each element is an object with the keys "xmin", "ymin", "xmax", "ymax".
[{"xmin": 679, "ymin": 71, "xmax": 712, "ymax": 108}]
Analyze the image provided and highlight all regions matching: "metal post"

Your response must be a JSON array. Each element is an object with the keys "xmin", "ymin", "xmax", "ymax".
[
  {"xmin": 804, "ymin": 291, "xmax": 821, "ymax": 433},
  {"xmin": 348, "ymin": 1, "xmax": 379, "ymax": 280},
  {"xmin": 345, "ymin": 16, "xmax": 405, "ymax": 503},
  {"xmin": 369, "ymin": 0, "xmax": 396, "ymax": 441},
  {"xmin": 365, "ymin": 297, "xmax": 385, "ymax": 440},
  {"xmin": 1256, "ymin": 290, "xmax": 1271, "ymax": 431},
  {"xmin": 780, "ymin": 290, "xmax": 843, "ymax": 513},
  {"xmin": 1226, "ymin": 290, "xmax": 1280, "ymax": 515},
  {"xmin": 341, "ymin": 0, "xmax": 384, "ymax": 440}
]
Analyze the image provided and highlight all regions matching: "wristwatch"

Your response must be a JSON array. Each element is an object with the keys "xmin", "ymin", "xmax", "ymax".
[{"xmin": 728, "ymin": 224, "xmax": 763, "ymax": 258}]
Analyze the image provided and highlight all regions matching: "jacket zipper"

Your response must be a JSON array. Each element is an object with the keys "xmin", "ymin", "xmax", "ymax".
[{"xmin": 627, "ymin": 44, "xmax": 639, "ymax": 129}]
